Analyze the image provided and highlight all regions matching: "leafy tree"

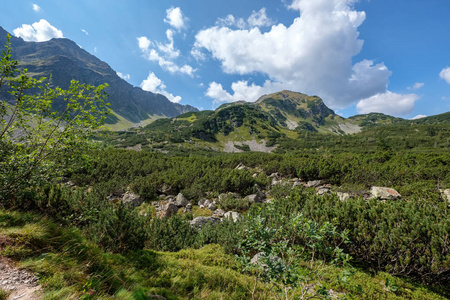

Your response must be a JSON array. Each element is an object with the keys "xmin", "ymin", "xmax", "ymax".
[{"xmin": 0, "ymin": 35, "xmax": 110, "ymax": 202}]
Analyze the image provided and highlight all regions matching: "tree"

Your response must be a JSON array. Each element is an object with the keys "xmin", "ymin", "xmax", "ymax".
[{"xmin": 0, "ymin": 34, "xmax": 110, "ymax": 203}]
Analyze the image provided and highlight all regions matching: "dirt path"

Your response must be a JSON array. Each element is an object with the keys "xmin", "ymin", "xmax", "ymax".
[{"xmin": 0, "ymin": 257, "xmax": 41, "ymax": 300}]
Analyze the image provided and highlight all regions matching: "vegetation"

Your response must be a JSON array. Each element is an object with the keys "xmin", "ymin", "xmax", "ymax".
[{"xmin": 1, "ymin": 37, "xmax": 449, "ymax": 299}]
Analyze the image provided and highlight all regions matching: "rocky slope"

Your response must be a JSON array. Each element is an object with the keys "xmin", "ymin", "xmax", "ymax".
[{"xmin": 0, "ymin": 27, "xmax": 197, "ymax": 125}]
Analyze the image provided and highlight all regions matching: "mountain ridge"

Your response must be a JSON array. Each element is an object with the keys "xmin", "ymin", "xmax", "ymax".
[{"xmin": 0, "ymin": 26, "xmax": 198, "ymax": 126}]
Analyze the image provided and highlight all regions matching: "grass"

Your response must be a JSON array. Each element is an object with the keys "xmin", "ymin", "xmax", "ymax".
[{"xmin": 0, "ymin": 208, "xmax": 447, "ymax": 299}]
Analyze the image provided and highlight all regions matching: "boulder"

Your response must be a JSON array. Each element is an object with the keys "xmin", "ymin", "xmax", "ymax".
[
  {"xmin": 160, "ymin": 203, "xmax": 179, "ymax": 218},
  {"xmin": 190, "ymin": 216, "xmax": 220, "ymax": 229},
  {"xmin": 198, "ymin": 198, "xmax": 210, "ymax": 208},
  {"xmin": 121, "ymin": 191, "xmax": 144, "ymax": 207},
  {"xmin": 335, "ymin": 192, "xmax": 351, "ymax": 202},
  {"xmin": 245, "ymin": 194, "xmax": 262, "ymax": 204},
  {"xmin": 439, "ymin": 189, "xmax": 450, "ymax": 203},
  {"xmin": 224, "ymin": 211, "xmax": 240, "ymax": 222},
  {"xmin": 306, "ymin": 180, "xmax": 324, "ymax": 188},
  {"xmin": 213, "ymin": 208, "xmax": 226, "ymax": 217},
  {"xmin": 207, "ymin": 202, "xmax": 217, "ymax": 211},
  {"xmin": 316, "ymin": 186, "xmax": 331, "ymax": 196},
  {"xmin": 174, "ymin": 193, "xmax": 189, "ymax": 207},
  {"xmin": 370, "ymin": 186, "xmax": 402, "ymax": 200}
]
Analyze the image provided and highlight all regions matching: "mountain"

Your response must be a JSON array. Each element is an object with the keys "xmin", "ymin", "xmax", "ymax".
[{"xmin": 0, "ymin": 27, "xmax": 197, "ymax": 127}]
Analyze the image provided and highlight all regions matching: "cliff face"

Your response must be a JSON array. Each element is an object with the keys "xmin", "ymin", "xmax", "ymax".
[{"xmin": 0, "ymin": 27, "xmax": 197, "ymax": 123}]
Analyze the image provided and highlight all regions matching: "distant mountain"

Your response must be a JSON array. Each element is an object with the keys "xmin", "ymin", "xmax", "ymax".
[{"xmin": 0, "ymin": 27, "xmax": 197, "ymax": 126}]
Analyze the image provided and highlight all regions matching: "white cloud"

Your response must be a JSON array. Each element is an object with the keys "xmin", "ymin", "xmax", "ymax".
[
  {"xmin": 407, "ymin": 82, "xmax": 424, "ymax": 90},
  {"xmin": 140, "ymin": 72, "xmax": 182, "ymax": 103},
  {"xmin": 411, "ymin": 114, "xmax": 426, "ymax": 120},
  {"xmin": 216, "ymin": 8, "xmax": 273, "ymax": 29},
  {"xmin": 440, "ymin": 67, "xmax": 450, "ymax": 84},
  {"xmin": 81, "ymin": 29, "xmax": 89, "ymax": 35},
  {"xmin": 164, "ymin": 7, "xmax": 186, "ymax": 30},
  {"xmin": 356, "ymin": 91, "xmax": 420, "ymax": 115},
  {"xmin": 195, "ymin": 0, "xmax": 415, "ymax": 112},
  {"xmin": 117, "ymin": 72, "xmax": 130, "ymax": 81},
  {"xmin": 248, "ymin": 8, "xmax": 273, "ymax": 28},
  {"xmin": 32, "ymin": 4, "xmax": 41, "ymax": 12},
  {"xmin": 13, "ymin": 19, "xmax": 63, "ymax": 42},
  {"xmin": 137, "ymin": 35, "xmax": 195, "ymax": 76}
]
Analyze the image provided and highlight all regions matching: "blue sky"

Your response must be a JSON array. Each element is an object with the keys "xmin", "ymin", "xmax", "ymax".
[{"xmin": 1, "ymin": 0, "xmax": 450, "ymax": 118}]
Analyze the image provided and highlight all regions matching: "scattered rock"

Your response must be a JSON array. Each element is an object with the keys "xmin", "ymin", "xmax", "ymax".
[
  {"xmin": 335, "ymin": 192, "xmax": 351, "ymax": 202},
  {"xmin": 174, "ymin": 193, "xmax": 189, "ymax": 207},
  {"xmin": 160, "ymin": 203, "xmax": 179, "ymax": 218},
  {"xmin": 235, "ymin": 163, "xmax": 248, "ymax": 170},
  {"xmin": 370, "ymin": 186, "xmax": 402, "ymax": 200},
  {"xmin": 121, "ymin": 191, "xmax": 144, "ymax": 207},
  {"xmin": 213, "ymin": 209, "xmax": 226, "ymax": 217},
  {"xmin": 224, "ymin": 211, "xmax": 240, "ymax": 222},
  {"xmin": 439, "ymin": 189, "xmax": 450, "ymax": 203},
  {"xmin": 198, "ymin": 198, "xmax": 210, "ymax": 208},
  {"xmin": 207, "ymin": 202, "xmax": 217, "ymax": 211},
  {"xmin": 190, "ymin": 216, "xmax": 220, "ymax": 229},
  {"xmin": 306, "ymin": 180, "xmax": 324, "ymax": 188},
  {"xmin": 245, "ymin": 194, "xmax": 262, "ymax": 204},
  {"xmin": 316, "ymin": 186, "xmax": 331, "ymax": 196}
]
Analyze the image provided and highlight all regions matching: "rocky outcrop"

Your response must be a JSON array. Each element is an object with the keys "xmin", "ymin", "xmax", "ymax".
[
  {"xmin": 175, "ymin": 193, "xmax": 189, "ymax": 207},
  {"xmin": 370, "ymin": 186, "xmax": 402, "ymax": 200},
  {"xmin": 224, "ymin": 211, "xmax": 240, "ymax": 222},
  {"xmin": 190, "ymin": 216, "xmax": 221, "ymax": 229}
]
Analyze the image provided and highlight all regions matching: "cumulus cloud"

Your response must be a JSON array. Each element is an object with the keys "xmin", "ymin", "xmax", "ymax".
[
  {"xmin": 116, "ymin": 72, "xmax": 130, "ymax": 81},
  {"xmin": 407, "ymin": 82, "xmax": 424, "ymax": 90},
  {"xmin": 140, "ymin": 72, "xmax": 182, "ymax": 103},
  {"xmin": 216, "ymin": 8, "xmax": 273, "ymax": 29},
  {"xmin": 164, "ymin": 7, "xmax": 187, "ymax": 30},
  {"xmin": 248, "ymin": 8, "xmax": 273, "ymax": 28},
  {"xmin": 137, "ymin": 33, "xmax": 195, "ymax": 76},
  {"xmin": 440, "ymin": 67, "xmax": 450, "ymax": 84},
  {"xmin": 13, "ymin": 19, "xmax": 63, "ymax": 42},
  {"xmin": 32, "ymin": 4, "xmax": 41, "ymax": 12},
  {"xmin": 356, "ymin": 91, "xmax": 420, "ymax": 115},
  {"xmin": 195, "ymin": 0, "xmax": 413, "ymax": 114},
  {"xmin": 411, "ymin": 114, "xmax": 426, "ymax": 120}
]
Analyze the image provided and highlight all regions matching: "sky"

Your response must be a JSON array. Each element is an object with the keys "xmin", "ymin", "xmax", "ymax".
[{"xmin": 1, "ymin": 0, "xmax": 450, "ymax": 119}]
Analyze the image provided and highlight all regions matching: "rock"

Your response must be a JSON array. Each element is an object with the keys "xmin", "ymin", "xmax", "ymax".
[
  {"xmin": 235, "ymin": 163, "xmax": 248, "ymax": 170},
  {"xmin": 121, "ymin": 191, "xmax": 144, "ymax": 207},
  {"xmin": 316, "ymin": 186, "xmax": 331, "ymax": 196},
  {"xmin": 245, "ymin": 194, "xmax": 262, "ymax": 204},
  {"xmin": 269, "ymin": 173, "xmax": 279, "ymax": 179},
  {"xmin": 213, "ymin": 209, "xmax": 226, "ymax": 217},
  {"xmin": 250, "ymin": 252, "xmax": 283, "ymax": 270},
  {"xmin": 107, "ymin": 189, "xmax": 125, "ymax": 203},
  {"xmin": 306, "ymin": 180, "xmax": 324, "ymax": 188},
  {"xmin": 190, "ymin": 216, "xmax": 220, "ymax": 229},
  {"xmin": 160, "ymin": 203, "xmax": 179, "ymax": 218},
  {"xmin": 218, "ymin": 192, "xmax": 239, "ymax": 202},
  {"xmin": 207, "ymin": 202, "xmax": 217, "ymax": 211},
  {"xmin": 370, "ymin": 186, "xmax": 402, "ymax": 200},
  {"xmin": 336, "ymin": 192, "xmax": 350, "ymax": 201},
  {"xmin": 439, "ymin": 189, "xmax": 450, "ymax": 203},
  {"xmin": 224, "ymin": 211, "xmax": 240, "ymax": 222},
  {"xmin": 198, "ymin": 198, "xmax": 209, "ymax": 208},
  {"xmin": 174, "ymin": 193, "xmax": 189, "ymax": 207},
  {"xmin": 148, "ymin": 295, "xmax": 167, "ymax": 300}
]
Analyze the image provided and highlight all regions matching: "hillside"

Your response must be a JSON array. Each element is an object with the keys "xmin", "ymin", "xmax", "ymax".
[
  {"xmin": 0, "ymin": 27, "xmax": 197, "ymax": 127},
  {"xmin": 103, "ymin": 90, "xmax": 450, "ymax": 154}
]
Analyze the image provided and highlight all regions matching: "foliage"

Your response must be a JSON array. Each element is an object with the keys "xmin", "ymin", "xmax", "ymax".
[{"xmin": 0, "ymin": 35, "xmax": 110, "ymax": 202}]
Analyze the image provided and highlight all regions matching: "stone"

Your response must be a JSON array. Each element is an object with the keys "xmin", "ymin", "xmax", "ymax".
[
  {"xmin": 235, "ymin": 163, "xmax": 248, "ymax": 170},
  {"xmin": 190, "ymin": 216, "xmax": 220, "ymax": 229},
  {"xmin": 213, "ymin": 208, "xmax": 226, "ymax": 217},
  {"xmin": 121, "ymin": 191, "xmax": 144, "ymax": 207},
  {"xmin": 439, "ymin": 189, "xmax": 450, "ymax": 203},
  {"xmin": 245, "ymin": 194, "xmax": 262, "ymax": 204},
  {"xmin": 198, "ymin": 198, "xmax": 209, "ymax": 208},
  {"xmin": 336, "ymin": 192, "xmax": 350, "ymax": 201},
  {"xmin": 306, "ymin": 180, "xmax": 324, "ymax": 188},
  {"xmin": 224, "ymin": 211, "xmax": 240, "ymax": 222},
  {"xmin": 160, "ymin": 203, "xmax": 179, "ymax": 218},
  {"xmin": 370, "ymin": 186, "xmax": 402, "ymax": 200},
  {"xmin": 174, "ymin": 193, "xmax": 189, "ymax": 207},
  {"xmin": 316, "ymin": 186, "xmax": 331, "ymax": 196},
  {"xmin": 207, "ymin": 202, "xmax": 217, "ymax": 211}
]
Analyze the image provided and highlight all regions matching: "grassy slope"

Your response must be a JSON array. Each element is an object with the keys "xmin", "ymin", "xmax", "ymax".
[{"xmin": 0, "ymin": 209, "xmax": 447, "ymax": 300}]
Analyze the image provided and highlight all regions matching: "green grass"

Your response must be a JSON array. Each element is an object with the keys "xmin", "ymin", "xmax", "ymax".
[{"xmin": 0, "ymin": 209, "xmax": 447, "ymax": 299}]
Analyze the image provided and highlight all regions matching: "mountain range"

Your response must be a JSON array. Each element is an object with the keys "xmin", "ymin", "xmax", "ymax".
[{"xmin": 0, "ymin": 26, "xmax": 198, "ymax": 128}]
